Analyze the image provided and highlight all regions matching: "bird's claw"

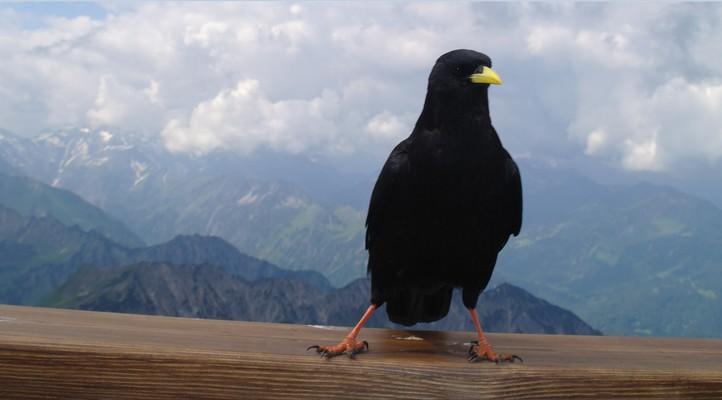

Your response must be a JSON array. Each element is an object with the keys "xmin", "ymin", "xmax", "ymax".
[
  {"xmin": 467, "ymin": 340, "xmax": 479, "ymax": 355},
  {"xmin": 306, "ymin": 338, "xmax": 369, "ymax": 359},
  {"xmin": 468, "ymin": 352, "xmax": 521, "ymax": 363},
  {"xmin": 467, "ymin": 342, "xmax": 522, "ymax": 364},
  {"xmin": 306, "ymin": 345, "xmax": 332, "ymax": 358},
  {"xmin": 510, "ymin": 355, "xmax": 523, "ymax": 363},
  {"xmin": 347, "ymin": 340, "xmax": 369, "ymax": 359}
]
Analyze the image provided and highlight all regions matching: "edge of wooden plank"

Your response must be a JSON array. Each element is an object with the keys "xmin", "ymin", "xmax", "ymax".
[{"xmin": 1, "ymin": 305, "xmax": 722, "ymax": 399}]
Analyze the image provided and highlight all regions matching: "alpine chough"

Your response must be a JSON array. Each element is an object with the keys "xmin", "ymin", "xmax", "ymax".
[{"xmin": 308, "ymin": 49, "xmax": 522, "ymax": 363}]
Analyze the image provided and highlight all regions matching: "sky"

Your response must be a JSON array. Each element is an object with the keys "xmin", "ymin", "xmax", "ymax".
[{"xmin": 1, "ymin": 2, "xmax": 722, "ymax": 199}]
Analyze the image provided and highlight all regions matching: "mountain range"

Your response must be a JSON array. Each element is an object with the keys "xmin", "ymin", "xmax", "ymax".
[
  {"xmin": 47, "ymin": 261, "xmax": 600, "ymax": 335},
  {"xmin": 0, "ymin": 203, "xmax": 328, "ymax": 305},
  {"xmin": 2, "ymin": 127, "xmax": 722, "ymax": 338},
  {"xmin": 0, "ymin": 128, "xmax": 367, "ymax": 285},
  {"xmin": 0, "ymin": 182, "xmax": 598, "ymax": 335}
]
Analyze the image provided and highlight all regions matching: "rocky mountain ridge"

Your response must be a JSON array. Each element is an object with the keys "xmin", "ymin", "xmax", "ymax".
[
  {"xmin": 48, "ymin": 261, "xmax": 601, "ymax": 335},
  {"xmin": 0, "ymin": 205, "xmax": 329, "ymax": 305}
]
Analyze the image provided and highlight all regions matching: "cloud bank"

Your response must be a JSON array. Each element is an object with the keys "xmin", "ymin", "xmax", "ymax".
[{"xmin": 1, "ymin": 2, "xmax": 721, "ymax": 171}]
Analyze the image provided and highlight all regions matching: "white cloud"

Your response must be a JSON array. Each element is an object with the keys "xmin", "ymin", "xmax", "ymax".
[
  {"xmin": 623, "ymin": 136, "xmax": 660, "ymax": 171},
  {"xmin": 572, "ymin": 77, "xmax": 722, "ymax": 171},
  {"xmin": 365, "ymin": 111, "xmax": 412, "ymax": 141},
  {"xmin": 87, "ymin": 75, "xmax": 164, "ymax": 132},
  {"xmin": 162, "ymin": 79, "xmax": 340, "ymax": 155},
  {"xmin": 517, "ymin": 3, "xmax": 722, "ymax": 171},
  {"xmin": 585, "ymin": 129, "xmax": 607, "ymax": 156},
  {"xmin": 652, "ymin": 79, "xmax": 722, "ymax": 164},
  {"xmin": 526, "ymin": 25, "xmax": 573, "ymax": 54},
  {"xmin": 1, "ymin": 2, "xmax": 722, "ymax": 173}
]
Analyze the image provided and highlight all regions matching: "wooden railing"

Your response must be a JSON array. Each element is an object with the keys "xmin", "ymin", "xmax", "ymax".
[{"xmin": 1, "ymin": 305, "xmax": 721, "ymax": 399}]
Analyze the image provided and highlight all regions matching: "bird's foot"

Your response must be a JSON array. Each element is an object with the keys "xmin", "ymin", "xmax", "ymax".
[
  {"xmin": 467, "ymin": 340, "xmax": 522, "ymax": 363},
  {"xmin": 307, "ymin": 336, "xmax": 369, "ymax": 359}
]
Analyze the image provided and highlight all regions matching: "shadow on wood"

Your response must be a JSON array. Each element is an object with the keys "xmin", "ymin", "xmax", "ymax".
[{"xmin": 1, "ymin": 305, "xmax": 721, "ymax": 399}]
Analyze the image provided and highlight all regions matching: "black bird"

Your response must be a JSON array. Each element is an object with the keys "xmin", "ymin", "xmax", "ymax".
[{"xmin": 308, "ymin": 49, "xmax": 522, "ymax": 362}]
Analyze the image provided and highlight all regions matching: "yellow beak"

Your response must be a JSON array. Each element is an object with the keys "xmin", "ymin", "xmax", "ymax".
[{"xmin": 469, "ymin": 66, "xmax": 502, "ymax": 85}]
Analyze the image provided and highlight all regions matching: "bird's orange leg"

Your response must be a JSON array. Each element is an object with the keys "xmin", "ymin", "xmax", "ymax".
[
  {"xmin": 467, "ymin": 308, "xmax": 522, "ymax": 363},
  {"xmin": 307, "ymin": 304, "xmax": 377, "ymax": 358}
]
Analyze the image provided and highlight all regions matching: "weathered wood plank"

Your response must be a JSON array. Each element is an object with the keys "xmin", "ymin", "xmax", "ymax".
[{"xmin": 1, "ymin": 305, "xmax": 721, "ymax": 399}]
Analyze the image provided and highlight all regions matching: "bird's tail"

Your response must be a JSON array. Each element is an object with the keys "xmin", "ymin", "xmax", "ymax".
[{"xmin": 385, "ymin": 285, "xmax": 453, "ymax": 326}]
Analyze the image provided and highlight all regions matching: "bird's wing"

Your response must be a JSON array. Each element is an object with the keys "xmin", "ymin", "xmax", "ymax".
[
  {"xmin": 502, "ymin": 150, "xmax": 523, "ymax": 237},
  {"xmin": 365, "ymin": 140, "xmax": 412, "ymax": 252}
]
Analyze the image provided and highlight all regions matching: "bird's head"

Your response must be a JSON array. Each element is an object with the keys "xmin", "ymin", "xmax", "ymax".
[
  {"xmin": 427, "ymin": 49, "xmax": 502, "ymax": 94},
  {"xmin": 417, "ymin": 49, "xmax": 502, "ymax": 128}
]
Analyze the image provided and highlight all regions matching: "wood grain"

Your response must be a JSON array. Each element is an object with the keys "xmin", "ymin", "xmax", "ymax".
[{"xmin": 1, "ymin": 305, "xmax": 721, "ymax": 399}]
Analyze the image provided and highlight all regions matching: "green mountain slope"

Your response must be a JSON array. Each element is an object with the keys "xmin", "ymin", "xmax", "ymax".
[
  {"xmin": 496, "ymin": 176, "xmax": 722, "ymax": 337},
  {"xmin": 0, "ymin": 173, "xmax": 144, "ymax": 248},
  {"xmin": 122, "ymin": 174, "xmax": 367, "ymax": 285},
  {"xmin": 0, "ymin": 205, "xmax": 117, "ymax": 304}
]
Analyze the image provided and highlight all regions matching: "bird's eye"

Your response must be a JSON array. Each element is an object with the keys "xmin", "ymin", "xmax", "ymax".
[{"xmin": 453, "ymin": 65, "xmax": 470, "ymax": 77}]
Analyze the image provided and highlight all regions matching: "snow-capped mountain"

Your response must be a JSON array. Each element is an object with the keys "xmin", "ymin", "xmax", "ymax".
[{"xmin": 0, "ymin": 128, "xmax": 369, "ymax": 285}]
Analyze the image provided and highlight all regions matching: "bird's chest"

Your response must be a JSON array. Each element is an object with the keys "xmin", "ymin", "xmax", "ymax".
[
  {"xmin": 415, "ymin": 135, "xmax": 494, "ymax": 199},
  {"xmin": 406, "ymin": 139, "xmax": 502, "ymax": 265}
]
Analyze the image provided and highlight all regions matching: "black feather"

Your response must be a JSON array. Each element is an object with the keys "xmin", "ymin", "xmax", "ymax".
[{"xmin": 366, "ymin": 49, "xmax": 523, "ymax": 324}]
